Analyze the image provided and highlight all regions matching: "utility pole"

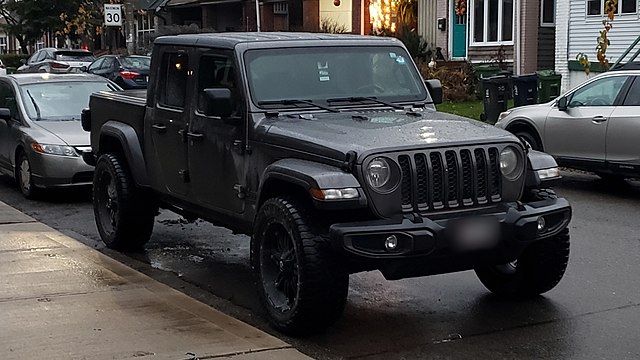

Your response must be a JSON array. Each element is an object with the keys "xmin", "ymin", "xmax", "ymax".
[{"xmin": 124, "ymin": 0, "xmax": 135, "ymax": 54}]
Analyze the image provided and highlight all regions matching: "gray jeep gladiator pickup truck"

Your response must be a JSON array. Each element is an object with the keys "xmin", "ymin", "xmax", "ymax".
[{"xmin": 82, "ymin": 32, "xmax": 572, "ymax": 335}]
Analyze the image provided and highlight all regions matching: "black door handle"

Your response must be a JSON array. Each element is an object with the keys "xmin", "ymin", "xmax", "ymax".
[
  {"xmin": 151, "ymin": 124, "xmax": 167, "ymax": 132},
  {"xmin": 187, "ymin": 132, "xmax": 204, "ymax": 140}
]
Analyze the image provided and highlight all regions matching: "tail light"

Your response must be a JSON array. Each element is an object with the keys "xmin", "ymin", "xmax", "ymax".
[
  {"xmin": 120, "ymin": 71, "xmax": 140, "ymax": 80},
  {"xmin": 50, "ymin": 62, "xmax": 69, "ymax": 69}
]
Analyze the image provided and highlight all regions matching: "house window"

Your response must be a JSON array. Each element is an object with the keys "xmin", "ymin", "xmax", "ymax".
[
  {"xmin": 587, "ymin": 0, "xmax": 637, "ymax": 16},
  {"xmin": 0, "ymin": 37, "xmax": 6, "ymax": 54},
  {"xmin": 541, "ymin": 0, "xmax": 555, "ymax": 25},
  {"xmin": 135, "ymin": 12, "xmax": 155, "ymax": 50},
  {"xmin": 471, "ymin": 0, "xmax": 514, "ymax": 44}
]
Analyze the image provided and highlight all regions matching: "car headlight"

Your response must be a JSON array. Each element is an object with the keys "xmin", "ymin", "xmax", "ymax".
[
  {"xmin": 31, "ymin": 143, "xmax": 79, "ymax": 157},
  {"xmin": 499, "ymin": 146, "xmax": 523, "ymax": 181},
  {"xmin": 366, "ymin": 157, "xmax": 391, "ymax": 189},
  {"xmin": 497, "ymin": 110, "xmax": 512, "ymax": 123}
]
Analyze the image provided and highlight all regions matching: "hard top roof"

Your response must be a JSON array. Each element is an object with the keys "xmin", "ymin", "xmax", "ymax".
[
  {"xmin": 5, "ymin": 73, "xmax": 110, "ymax": 85},
  {"xmin": 153, "ymin": 32, "xmax": 402, "ymax": 49}
]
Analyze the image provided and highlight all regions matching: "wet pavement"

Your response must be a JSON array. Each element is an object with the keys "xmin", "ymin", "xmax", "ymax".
[
  {"xmin": 0, "ymin": 172, "xmax": 639, "ymax": 359},
  {"xmin": 0, "ymin": 200, "xmax": 311, "ymax": 360}
]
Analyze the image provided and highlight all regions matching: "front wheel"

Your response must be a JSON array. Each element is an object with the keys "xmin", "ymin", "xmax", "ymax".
[
  {"xmin": 251, "ymin": 197, "xmax": 349, "ymax": 335},
  {"xmin": 15, "ymin": 151, "xmax": 39, "ymax": 199},
  {"xmin": 475, "ymin": 189, "xmax": 570, "ymax": 298},
  {"xmin": 93, "ymin": 153, "xmax": 156, "ymax": 251}
]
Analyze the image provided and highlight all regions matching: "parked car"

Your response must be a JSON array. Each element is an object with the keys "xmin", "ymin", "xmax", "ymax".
[
  {"xmin": 87, "ymin": 55, "xmax": 151, "ymax": 89},
  {"xmin": 495, "ymin": 69, "xmax": 640, "ymax": 180},
  {"xmin": 17, "ymin": 48, "xmax": 95, "ymax": 74},
  {"xmin": 0, "ymin": 73, "xmax": 121, "ymax": 198}
]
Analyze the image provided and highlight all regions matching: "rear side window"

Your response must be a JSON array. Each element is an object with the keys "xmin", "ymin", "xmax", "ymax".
[
  {"xmin": 622, "ymin": 77, "xmax": 640, "ymax": 106},
  {"xmin": 158, "ymin": 52, "xmax": 189, "ymax": 109}
]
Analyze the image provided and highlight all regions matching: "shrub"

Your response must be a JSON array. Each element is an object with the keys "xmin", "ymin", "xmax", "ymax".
[
  {"xmin": 1, "ymin": 53, "xmax": 30, "ymax": 70},
  {"xmin": 319, "ymin": 18, "xmax": 350, "ymax": 34},
  {"xmin": 417, "ymin": 60, "xmax": 477, "ymax": 102}
]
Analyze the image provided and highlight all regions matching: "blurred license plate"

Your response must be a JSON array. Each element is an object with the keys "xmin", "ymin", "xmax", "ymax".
[{"xmin": 451, "ymin": 217, "xmax": 500, "ymax": 251}]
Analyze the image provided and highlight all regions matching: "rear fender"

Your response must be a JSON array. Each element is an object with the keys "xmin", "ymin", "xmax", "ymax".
[{"xmin": 98, "ymin": 121, "xmax": 150, "ymax": 187}]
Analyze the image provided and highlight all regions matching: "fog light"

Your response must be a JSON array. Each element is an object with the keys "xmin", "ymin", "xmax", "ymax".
[
  {"xmin": 385, "ymin": 235, "xmax": 398, "ymax": 251},
  {"xmin": 537, "ymin": 216, "xmax": 546, "ymax": 231}
]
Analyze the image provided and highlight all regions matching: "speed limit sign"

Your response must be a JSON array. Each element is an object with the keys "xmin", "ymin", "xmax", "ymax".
[{"xmin": 104, "ymin": 4, "xmax": 122, "ymax": 26}]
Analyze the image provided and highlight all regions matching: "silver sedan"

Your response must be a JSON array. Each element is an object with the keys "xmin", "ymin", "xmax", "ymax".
[
  {"xmin": 0, "ymin": 73, "xmax": 121, "ymax": 198},
  {"xmin": 495, "ymin": 69, "xmax": 640, "ymax": 180}
]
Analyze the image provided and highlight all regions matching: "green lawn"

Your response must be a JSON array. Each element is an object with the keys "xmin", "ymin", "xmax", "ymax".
[{"xmin": 436, "ymin": 100, "xmax": 484, "ymax": 121}]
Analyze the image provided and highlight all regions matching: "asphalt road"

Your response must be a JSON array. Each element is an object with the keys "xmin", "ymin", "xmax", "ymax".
[{"xmin": 0, "ymin": 171, "xmax": 638, "ymax": 359}]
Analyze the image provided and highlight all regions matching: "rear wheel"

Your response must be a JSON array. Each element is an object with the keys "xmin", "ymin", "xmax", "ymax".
[
  {"xmin": 475, "ymin": 189, "xmax": 570, "ymax": 298},
  {"xmin": 252, "ymin": 197, "xmax": 349, "ymax": 335},
  {"xmin": 93, "ymin": 153, "xmax": 156, "ymax": 251}
]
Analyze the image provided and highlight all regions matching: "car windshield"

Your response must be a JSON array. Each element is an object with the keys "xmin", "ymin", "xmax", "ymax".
[
  {"xmin": 244, "ymin": 46, "xmax": 428, "ymax": 108},
  {"xmin": 55, "ymin": 52, "xmax": 95, "ymax": 62},
  {"xmin": 21, "ymin": 81, "xmax": 117, "ymax": 121},
  {"xmin": 120, "ymin": 56, "xmax": 151, "ymax": 71}
]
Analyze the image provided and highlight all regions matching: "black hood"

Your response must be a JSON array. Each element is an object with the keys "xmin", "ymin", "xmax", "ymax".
[{"xmin": 255, "ymin": 110, "xmax": 517, "ymax": 161}]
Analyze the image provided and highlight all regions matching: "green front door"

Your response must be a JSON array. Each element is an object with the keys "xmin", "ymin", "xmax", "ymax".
[{"xmin": 452, "ymin": 0, "xmax": 467, "ymax": 58}]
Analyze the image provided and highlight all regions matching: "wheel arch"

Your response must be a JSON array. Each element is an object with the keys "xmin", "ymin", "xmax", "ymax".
[
  {"xmin": 97, "ymin": 121, "xmax": 150, "ymax": 187},
  {"xmin": 505, "ymin": 119, "xmax": 544, "ymax": 151}
]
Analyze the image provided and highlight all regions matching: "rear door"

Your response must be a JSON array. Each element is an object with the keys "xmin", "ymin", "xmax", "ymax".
[
  {"xmin": 544, "ymin": 75, "xmax": 630, "ymax": 166},
  {"xmin": 145, "ymin": 48, "xmax": 193, "ymax": 197},
  {"xmin": 605, "ymin": 75, "xmax": 640, "ymax": 173}
]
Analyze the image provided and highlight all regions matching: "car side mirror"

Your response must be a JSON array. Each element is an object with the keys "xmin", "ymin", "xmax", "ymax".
[
  {"xmin": 80, "ymin": 66, "xmax": 87, "ymax": 72},
  {"xmin": 202, "ymin": 88, "xmax": 233, "ymax": 119},
  {"xmin": 557, "ymin": 97, "xmax": 568, "ymax": 111},
  {"xmin": 20, "ymin": 59, "xmax": 26, "ymax": 65},
  {"xmin": 0, "ymin": 108, "xmax": 11, "ymax": 121},
  {"xmin": 425, "ymin": 79, "xmax": 443, "ymax": 105}
]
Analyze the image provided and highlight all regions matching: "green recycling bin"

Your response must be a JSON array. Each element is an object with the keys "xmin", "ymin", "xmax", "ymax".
[
  {"xmin": 537, "ymin": 70, "xmax": 562, "ymax": 103},
  {"xmin": 474, "ymin": 64, "xmax": 501, "ymax": 99}
]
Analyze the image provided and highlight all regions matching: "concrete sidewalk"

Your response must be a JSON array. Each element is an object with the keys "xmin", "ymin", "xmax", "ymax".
[{"xmin": 0, "ymin": 201, "xmax": 312, "ymax": 360}]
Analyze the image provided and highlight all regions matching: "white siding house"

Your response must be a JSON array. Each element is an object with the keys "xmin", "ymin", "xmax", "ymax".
[{"xmin": 557, "ymin": 0, "xmax": 640, "ymax": 91}]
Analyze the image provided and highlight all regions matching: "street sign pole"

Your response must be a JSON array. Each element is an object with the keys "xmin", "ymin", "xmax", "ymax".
[{"xmin": 255, "ymin": 0, "xmax": 261, "ymax": 32}]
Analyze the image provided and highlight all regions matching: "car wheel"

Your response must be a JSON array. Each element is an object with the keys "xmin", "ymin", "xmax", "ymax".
[
  {"xmin": 515, "ymin": 131, "xmax": 541, "ymax": 151},
  {"xmin": 475, "ymin": 189, "xmax": 570, "ymax": 298},
  {"xmin": 15, "ymin": 151, "xmax": 39, "ymax": 199},
  {"xmin": 93, "ymin": 153, "xmax": 156, "ymax": 251},
  {"xmin": 251, "ymin": 197, "xmax": 349, "ymax": 335}
]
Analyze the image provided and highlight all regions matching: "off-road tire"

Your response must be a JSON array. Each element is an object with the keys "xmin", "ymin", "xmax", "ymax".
[
  {"xmin": 93, "ymin": 153, "xmax": 155, "ymax": 251},
  {"xmin": 475, "ymin": 188, "xmax": 570, "ymax": 298},
  {"xmin": 251, "ymin": 197, "xmax": 349, "ymax": 336},
  {"xmin": 15, "ymin": 151, "xmax": 39, "ymax": 199}
]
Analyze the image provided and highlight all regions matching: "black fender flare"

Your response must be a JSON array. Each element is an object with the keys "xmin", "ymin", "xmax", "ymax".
[
  {"xmin": 97, "ymin": 121, "xmax": 150, "ymax": 187},
  {"xmin": 257, "ymin": 158, "xmax": 367, "ymax": 210},
  {"xmin": 525, "ymin": 150, "xmax": 560, "ymax": 189}
]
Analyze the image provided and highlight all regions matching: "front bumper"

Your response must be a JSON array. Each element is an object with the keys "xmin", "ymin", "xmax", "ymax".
[
  {"xmin": 330, "ymin": 197, "xmax": 571, "ymax": 280},
  {"xmin": 29, "ymin": 151, "xmax": 94, "ymax": 188}
]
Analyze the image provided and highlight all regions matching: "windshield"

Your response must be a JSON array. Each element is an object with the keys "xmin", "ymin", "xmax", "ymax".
[
  {"xmin": 55, "ymin": 52, "xmax": 95, "ymax": 62},
  {"xmin": 120, "ymin": 56, "xmax": 151, "ymax": 71},
  {"xmin": 21, "ymin": 81, "xmax": 117, "ymax": 121},
  {"xmin": 244, "ymin": 46, "xmax": 428, "ymax": 108}
]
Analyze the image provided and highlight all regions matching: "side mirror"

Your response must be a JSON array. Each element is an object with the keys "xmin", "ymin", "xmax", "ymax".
[
  {"xmin": 557, "ymin": 97, "xmax": 568, "ymax": 111},
  {"xmin": 20, "ymin": 59, "xmax": 26, "ymax": 65},
  {"xmin": 80, "ymin": 66, "xmax": 88, "ymax": 72},
  {"xmin": 202, "ymin": 88, "xmax": 233, "ymax": 119},
  {"xmin": 0, "ymin": 108, "xmax": 11, "ymax": 121},
  {"xmin": 425, "ymin": 79, "xmax": 443, "ymax": 105}
]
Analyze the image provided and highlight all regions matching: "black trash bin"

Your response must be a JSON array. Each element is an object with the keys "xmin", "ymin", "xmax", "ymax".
[
  {"xmin": 512, "ymin": 74, "xmax": 538, "ymax": 107},
  {"xmin": 480, "ymin": 75, "xmax": 510, "ymax": 124}
]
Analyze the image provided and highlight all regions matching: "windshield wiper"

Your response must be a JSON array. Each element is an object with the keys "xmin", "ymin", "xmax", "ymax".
[
  {"xmin": 26, "ymin": 90, "xmax": 42, "ymax": 120},
  {"xmin": 258, "ymin": 99, "xmax": 339, "ymax": 113},
  {"xmin": 326, "ymin": 96, "xmax": 405, "ymax": 110}
]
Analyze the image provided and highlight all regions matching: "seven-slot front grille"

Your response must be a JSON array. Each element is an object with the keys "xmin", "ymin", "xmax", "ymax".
[{"xmin": 398, "ymin": 147, "xmax": 502, "ymax": 213}]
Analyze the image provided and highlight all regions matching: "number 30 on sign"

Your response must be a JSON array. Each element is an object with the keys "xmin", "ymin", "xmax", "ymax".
[{"xmin": 104, "ymin": 4, "xmax": 122, "ymax": 26}]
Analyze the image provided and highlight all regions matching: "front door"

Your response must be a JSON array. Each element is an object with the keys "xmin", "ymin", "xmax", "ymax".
[
  {"xmin": 0, "ymin": 81, "xmax": 12, "ymax": 170},
  {"xmin": 544, "ymin": 75, "xmax": 630, "ymax": 164},
  {"xmin": 187, "ymin": 49, "xmax": 245, "ymax": 213},
  {"xmin": 452, "ymin": 0, "xmax": 467, "ymax": 58},
  {"xmin": 146, "ymin": 48, "xmax": 192, "ymax": 197}
]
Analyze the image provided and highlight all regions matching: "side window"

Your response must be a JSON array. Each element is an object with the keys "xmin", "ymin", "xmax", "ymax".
[
  {"xmin": 197, "ymin": 54, "xmax": 237, "ymax": 113},
  {"xmin": 158, "ymin": 52, "xmax": 188, "ymax": 109},
  {"xmin": 102, "ymin": 58, "xmax": 115, "ymax": 70},
  {"xmin": 622, "ymin": 78, "xmax": 640, "ymax": 106},
  {"xmin": 569, "ymin": 76, "xmax": 628, "ymax": 107},
  {"xmin": 0, "ymin": 82, "xmax": 18, "ymax": 119},
  {"xmin": 34, "ymin": 51, "xmax": 45, "ymax": 63},
  {"xmin": 88, "ymin": 58, "xmax": 104, "ymax": 72}
]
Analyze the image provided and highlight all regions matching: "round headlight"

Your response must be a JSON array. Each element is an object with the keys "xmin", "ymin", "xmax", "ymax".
[
  {"xmin": 499, "ymin": 146, "xmax": 522, "ymax": 181},
  {"xmin": 366, "ymin": 157, "xmax": 391, "ymax": 190}
]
